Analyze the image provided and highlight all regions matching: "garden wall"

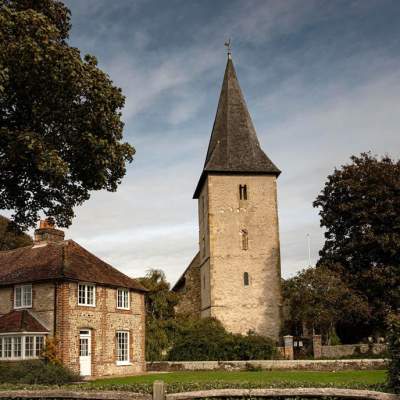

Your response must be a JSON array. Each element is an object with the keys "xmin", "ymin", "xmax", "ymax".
[
  {"xmin": 321, "ymin": 344, "xmax": 387, "ymax": 359},
  {"xmin": 147, "ymin": 358, "xmax": 387, "ymax": 372}
]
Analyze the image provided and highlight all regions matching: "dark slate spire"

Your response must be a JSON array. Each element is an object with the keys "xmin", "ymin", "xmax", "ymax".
[{"xmin": 193, "ymin": 56, "xmax": 280, "ymax": 198}]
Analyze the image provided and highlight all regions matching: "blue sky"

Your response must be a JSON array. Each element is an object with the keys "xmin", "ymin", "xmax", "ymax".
[{"xmin": 58, "ymin": 0, "xmax": 400, "ymax": 283}]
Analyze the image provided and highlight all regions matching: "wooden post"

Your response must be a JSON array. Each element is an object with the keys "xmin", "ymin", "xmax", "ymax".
[{"xmin": 153, "ymin": 380, "xmax": 165, "ymax": 400}]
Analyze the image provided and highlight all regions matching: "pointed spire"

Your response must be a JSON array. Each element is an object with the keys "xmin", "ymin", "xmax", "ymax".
[{"xmin": 193, "ymin": 56, "xmax": 280, "ymax": 198}]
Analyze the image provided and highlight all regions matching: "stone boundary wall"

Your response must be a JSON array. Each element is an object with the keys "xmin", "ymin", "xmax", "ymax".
[
  {"xmin": 321, "ymin": 344, "xmax": 387, "ymax": 359},
  {"xmin": 0, "ymin": 388, "xmax": 396, "ymax": 400},
  {"xmin": 147, "ymin": 358, "xmax": 387, "ymax": 372},
  {"xmin": 167, "ymin": 388, "xmax": 397, "ymax": 400}
]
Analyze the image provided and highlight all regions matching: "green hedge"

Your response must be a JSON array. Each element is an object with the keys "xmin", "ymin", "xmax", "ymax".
[
  {"xmin": 387, "ymin": 313, "xmax": 400, "ymax": 393},
  {"xmin": 0, "ymin": 360, "xmax": 80, "ymax": 385},
  {"xmin": 167, "ymin": 317, "xmax": 276, "ymax": 361}
]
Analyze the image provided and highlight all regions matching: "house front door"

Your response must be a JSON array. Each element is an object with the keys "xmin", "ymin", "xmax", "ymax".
[{"xmin": 79, "ymin": 330, "xmax": 91, "ymax": 376}]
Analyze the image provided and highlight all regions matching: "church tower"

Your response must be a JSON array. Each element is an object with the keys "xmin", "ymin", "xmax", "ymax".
[{"xmin": 192, "ymin": 54, "xmax": 282, "ymax": 340}]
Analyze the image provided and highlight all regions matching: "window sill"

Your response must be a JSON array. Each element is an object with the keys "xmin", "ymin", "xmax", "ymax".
[
  {"xmin": 116, "ymin": 361, "xmax": 132, "ymax": 366},
  {"xmin": 77, "ymin": 303, "xmax": 96, "ymax": 307},
  {"xmin": 116, "ymin": 307, "xmax": 130, "ymax": 311},
  {"xmin": 14, "ymin": 306, "xmax": 32, "ymax": 310}
]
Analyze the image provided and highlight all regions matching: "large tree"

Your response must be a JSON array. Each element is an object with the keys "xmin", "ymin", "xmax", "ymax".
[
  {"xmin": 282, "ymin": 266, "xmax": 370, "ymax": 343},
  {"xmin": 0, "ymin": 215, "xmax": 32, "ymax": 250},
  {"xmin": 314, "ymin": 153, "xmax": 400, "ymax": 332},
  {"xmin": 0, "ymin": 0, "xmax": 134, "ymax": 230}
]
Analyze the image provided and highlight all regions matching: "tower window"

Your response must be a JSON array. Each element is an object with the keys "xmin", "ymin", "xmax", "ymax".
[
  {"xmin": 243, "ymin": 272, "xmax": 249, "ymax": 287},
  {"xmin": 239, "ymin": 184, "xmax": 248, "ymax": 200},
  {"xmin": 241, "ymin": 229, "xmax": 248, "ymax": 250}
]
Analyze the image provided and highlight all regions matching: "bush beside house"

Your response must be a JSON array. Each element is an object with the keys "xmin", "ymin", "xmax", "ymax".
[{"xmin": 0, "ymin": 360, "xmax": 79, "ymax": 385}]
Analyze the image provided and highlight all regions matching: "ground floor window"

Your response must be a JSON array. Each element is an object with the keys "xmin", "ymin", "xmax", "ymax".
[
  {"xmin": 116, "ymin": 331, "xmax": 129, "ymax": 365},
  {"xmin": 0, "ymin": 335, "xmax": 46, "ymax": 360}
]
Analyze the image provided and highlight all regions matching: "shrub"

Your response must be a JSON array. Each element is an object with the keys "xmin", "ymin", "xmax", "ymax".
[
  {"xmin": 233, "ymin": 332, "xmax": 277, "ymax": 360},
  {"xmin": 0, "ymin": 360, "xmax": 80, "ymax": 385},
  {"xmin": 387, "ymin": 313, "xmax": 400, "ymax": 393},
  {"xmin": 168, "ymin": 317, "xmax": 276, "ymax": 361},
  {"xmin": 41, "ymin": 336, "xmax": 61, "ymax": 365}
]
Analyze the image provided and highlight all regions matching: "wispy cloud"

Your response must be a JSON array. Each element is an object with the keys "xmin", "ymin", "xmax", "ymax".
[{"xmin": 16, "ymin": 0, "xmax": 400, "ymax": 283}]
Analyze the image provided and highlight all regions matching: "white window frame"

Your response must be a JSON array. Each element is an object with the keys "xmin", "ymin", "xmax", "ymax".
[
  {"xmin": 116, "ymin": 288, "xmax": 130, "ymax": 310},
  {"xmin": 116, "ymin": 330, "xmax": 130, "ymax": 365},
  {"xmin": 78, "ymin": 283, "xmax": 96, "ymax": 307},
  {"xmin": 0, "ymin": 334, "xmax": 46, "ymax": 360},
  {"xmin": 14, "ymin": 284, "xmax": 32, "ymax": 309}
]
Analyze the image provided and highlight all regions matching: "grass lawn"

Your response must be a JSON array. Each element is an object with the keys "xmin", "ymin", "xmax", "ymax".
[{"xmin": 91, "ymin": 369, "xmax": 387, "ymax": 389}]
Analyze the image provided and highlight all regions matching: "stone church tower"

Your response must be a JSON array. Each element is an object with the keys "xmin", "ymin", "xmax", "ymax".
[{"xmin": 173, "ymin": 54, "xmax": 282, "ymax": 340}]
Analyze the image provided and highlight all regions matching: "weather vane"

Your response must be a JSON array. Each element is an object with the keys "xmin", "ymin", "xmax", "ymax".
[{"xmin": 224, "ymin": 38, "xmax": 232, "ymax": 59}]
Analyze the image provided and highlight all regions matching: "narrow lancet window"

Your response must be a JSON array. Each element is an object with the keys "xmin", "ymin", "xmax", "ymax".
[
  {"xmin": 241, "ymin": 229, "xmax": 248, "ymax": 250},
  {"xmin": 243, "ymin": 272, "xmax": 249, "ymax": 286},
  {"xmin": 239, "ymin": 184, "xmax": 248, "ymax": 200}
]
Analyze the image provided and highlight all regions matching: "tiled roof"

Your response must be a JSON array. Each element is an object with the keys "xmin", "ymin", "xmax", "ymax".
[
  {"xmin": 194, "ymin": 57, "xmax": 280, "ymax": 198},
  {"xmin": 0, "ymin": 310, "xmax": 49, "ymax": 333},
  {"xmin": 0, "ymin": 240, "xmax": 147, "ymax": 292}
]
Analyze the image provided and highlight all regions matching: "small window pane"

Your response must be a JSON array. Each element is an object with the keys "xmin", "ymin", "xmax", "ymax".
[
  {"xmin": 23, "ymin": 286, "xmax": 32, "ymax": 307},
  {"xmin": 244, "ymin": 272, "xmax": 250, "ymax": 286},
  {"xmin": 4, "ymin": 337, "xmax": 12, "ymax": 358},
  {"xmin": 35, "ymin": 336, "xmax": 44, "ymax": 356},
  {"xmin": 0, "ymin": 337, "xmax": 2, "ymax": 358},
  {"xmin": 78, "ymin": 285, "xmax": 85, "ymax": 304},
  {"xmin": 25, "ymin": 336, "xmax": 34, "ymax": 357},
  {"xmin": 15, "ymin": 287, "xmax": 22, "ymax": 307},
  {"xmin": 80, "ymin": 338, "xmax": 89, "ymax": 356},
  {"xmin": 87, "ymin": 286, "xmax": 94, "ymax": 305},
  {"xmin": 241, "ymin": 230, "xmax": 248, "ymax": 250},
  {"xmin": 239, "ymin": 185, "xmax": 248, "ymax": 200},
  {"xmin": 116, "ymin": 331, "xmax": 129, "ymax": 362},
  {"xmin": 13, "ymin": 337, "xmax": 22, "ymax": 358}
]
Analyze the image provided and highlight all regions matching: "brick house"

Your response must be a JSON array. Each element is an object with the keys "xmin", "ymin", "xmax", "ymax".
[{"xmin": 0, "ymin": 220, "xmax": 147, "ymax": 377}]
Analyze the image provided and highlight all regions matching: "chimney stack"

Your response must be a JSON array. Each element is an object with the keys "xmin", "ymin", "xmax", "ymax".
[{"xmin": 34, "ymin": 218, "xmax": 65, "ymax": 244}]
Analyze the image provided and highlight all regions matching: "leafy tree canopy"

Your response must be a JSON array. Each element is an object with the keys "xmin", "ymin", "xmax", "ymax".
[
  {"xmin": 0, "ymin": 0, "xmax": 134, "ymax": 230},
  {"xmin": 138, "ymin": 269, "xmax": 180, "ymax": 361},
  {"xmin": 386, "ymin": 313, "xmax": 400, "ymax": 393},
  {"xmin": 314, "ymin": 153, "xmax": 400, "ymax": 331},
  {"xmin": 0, "ymin": 215, "xmax": 32, "ymax": 250},
  {"xmin": 282, "ymin": 266, "xmax": 370, "ymax": 343}
]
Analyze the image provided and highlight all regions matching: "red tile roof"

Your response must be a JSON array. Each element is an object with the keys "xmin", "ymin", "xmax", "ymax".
[
  {"xmin": 0, "ymin": 310, "xmax": 49, "ymax": 333},
  {"xmin": 0, "ymin": 240, "xmax": 147, "ymax": 292}
]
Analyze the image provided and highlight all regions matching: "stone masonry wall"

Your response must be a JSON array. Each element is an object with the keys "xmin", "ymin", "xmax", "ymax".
[
  {"xmin": 321, "ymin": 343, "xmax": 387, "ymax": 359},
  {"xmin": 202, "ymin": 174, "xmax": 282, "ymax": 340},
  {"xmin": 198, "ymin": 178, "xmax": 211, "ymax": 315},
  {"xmin": 56, "ymin": 282, "xmax": 145, "ymax": 377},
  {"xmin": 174, "ymin": 253, "xmax": 201, "ymax": 316},
  {"xmin": 147, "ymin": 358, "xmax": 387, "ymax": 372},
  {"xmin": 0, "ymin": 282, "xmax": 55, "ymax": 334}
]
